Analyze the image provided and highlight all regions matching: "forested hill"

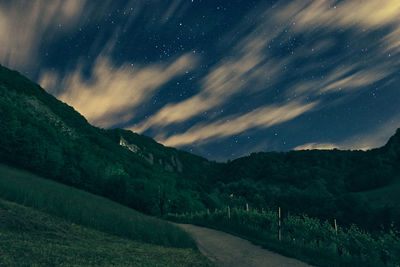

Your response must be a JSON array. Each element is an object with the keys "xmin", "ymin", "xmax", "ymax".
[
  {"xmin": 0, "ymin": 64, "xmax": 216, "ymax": 215},
  {"xmin": 0, "ymin": 64, "xmax": 399, "ymax": 231},
  {"xmin": 217, "ymin": 144, "xmax": 400, "ymax": 227}
]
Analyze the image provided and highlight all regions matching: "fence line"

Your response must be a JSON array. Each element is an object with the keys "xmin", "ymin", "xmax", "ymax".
[{"xmin": 172, "ymin": 205, "xmax": 344, "ymax": 245}]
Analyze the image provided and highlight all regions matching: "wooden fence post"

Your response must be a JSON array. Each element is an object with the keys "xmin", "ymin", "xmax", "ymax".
[
  {"xmin": 334, "ymin": 219, "xmax": 338, "ymax": 235},
  {"xmin": 278, "ymin": 207, "xmax": 281, "ymax": 241},
  {"xmin": 228, "ymin": 206, "xmax": 231, "ymax": 219},
  {"xmin": 334, "ymin": 218, "xmax": 342, "ymax": 256}
]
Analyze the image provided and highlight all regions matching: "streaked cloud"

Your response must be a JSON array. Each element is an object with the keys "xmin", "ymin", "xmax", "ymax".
[
  {"xmin": 132, "ymin": 7, "xmax": 292, "ymax": 133},
  {"xmin": 133, "ymin": 37, "xmax": 284, "ymax": 133},
  {"xmin": 288, "ymin": 0, "xmax": 400, "ymax": 55},
  {"xmin": 290, "ymin": 0, "xmax": 400, "ymax": 30},
  {"xmin": 0, "ymin": 0, "xmax": 87, "ymax": 70},
  {"xmin": 292, "ymin": 64, "xmax": 389, "ymax": 97},
  {"xmin": 40, "ymin": 52, "xmax": 197, "ymax": 128},
  {"xmin": 322, "ymin": 69, "xmax": 387, "ymax": 93},
  {"xmin": 133, "ymin": 0, "xmax": 400, "ymax": 148},
  {"xmin": 159, "ymin": 101, "xmax": 317, "ymax": 147}
]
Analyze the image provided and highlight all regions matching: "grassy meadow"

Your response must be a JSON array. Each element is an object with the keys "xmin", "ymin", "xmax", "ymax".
[
  {"xmin": 0, "ymin": 164, "xmax": 192, "ymax": 248},
  {"xmin": 0, "ymin": 164, "xmax": 214, "ymax": 266},
  {"xmin": 0, "ymin": 198, "xmax": 214, "ymax": 266}
]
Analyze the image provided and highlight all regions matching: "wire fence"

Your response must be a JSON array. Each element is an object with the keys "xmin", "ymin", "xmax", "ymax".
[{"xmin": 168, "ymin": 204, "xmax": 400, "ymax": 266}]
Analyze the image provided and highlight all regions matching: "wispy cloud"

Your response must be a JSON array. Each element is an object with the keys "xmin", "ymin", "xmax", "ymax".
[
  {"xmin": 0, "ymin": 0, "xmax": 87, "ymax": 69},
  {"xmin": 134, "ymin": 0, "xmax": 400, "ymax": 147},
  {"xmin": 131, "ymin": 6, "xmax": 293, "ymax": 133},
  {"xmin": 281, "ymin": 0, "xmax": 399, "ymax": 98},
  {"xmin": 290, "ymin": 0, "xmax": 400, "ymax": 30},
  {"xmin": 159, "ymin": 101, "xmax": 317, "ymax": 147},
  {"xmin": 132, "ymin": 37, "xmax": 286, "ymax": 133},
  {"xmin": 292, "ymin": 64, "xmax": 389, "ymax": 98},
  {"xmin": 40, "ymin": 51, "xmax": 197, "ymax": 128}
]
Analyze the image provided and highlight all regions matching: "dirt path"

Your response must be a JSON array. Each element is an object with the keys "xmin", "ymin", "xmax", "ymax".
[{"xmin": 176, "ymin": 224, "xmax": 313, "ymax": 267}]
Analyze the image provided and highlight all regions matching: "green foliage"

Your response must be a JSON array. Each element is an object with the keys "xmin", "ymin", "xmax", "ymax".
[
  {"xmin": 168, "ymin": 208, "xmax": 400, "ymax": 267},
  {"xmin": 0, "ymin": 198, "xmax": 214, "ymax": 267}
]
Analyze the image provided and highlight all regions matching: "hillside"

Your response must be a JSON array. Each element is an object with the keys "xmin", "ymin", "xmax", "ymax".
[
  {"xmin": 0, "ymin": 199, "xmax": 213, "ymax": 266},
  {"xmin": 0, "ymin": 164, "xmax": 193, "ymax": 247},
  {"xmin": 0, "ymin": 199, "xmax": 212, "ymax": 266},
  {"xmin": 0, "ymin": 63, "xmax": 399, "ymax": 231},
  {"xmin": 0, "ymin": 64, "xmax": 214, "ymax": 216},
  {"xmin": 0, "ymin": 164, "xmax": 214, "ymax": 266}
]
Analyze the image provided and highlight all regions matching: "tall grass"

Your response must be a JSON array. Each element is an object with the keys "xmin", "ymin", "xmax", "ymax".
[
  {"xmin": 0, "ymin": 164, "xmax": 195, "ymax": 248},
  {"xmin": 168, "ymin": 207, "xmax": 400, "ymax": 266},
  {"xmin": 0, "ymin": 199, "xmax": 214, "ymax": 266}
]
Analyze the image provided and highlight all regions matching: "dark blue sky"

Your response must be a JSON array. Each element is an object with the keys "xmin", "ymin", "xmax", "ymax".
[{"xmin": 1, "ymin": 0, "xmax": 400, "ymax": 161}]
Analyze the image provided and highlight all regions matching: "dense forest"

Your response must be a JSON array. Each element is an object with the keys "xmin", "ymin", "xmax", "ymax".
[{"xmin": 0, "ymin": 64, "xmax": 399, "ymax": 231}]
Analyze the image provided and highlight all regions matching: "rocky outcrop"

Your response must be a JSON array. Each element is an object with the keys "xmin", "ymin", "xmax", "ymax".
[
  {"xmin": 119, "ymin": 137, "xmax": 140, "ymax": 153},
  {"xmin": 119, "ymin": 136, "xmax": 183, "ymax": 173}
]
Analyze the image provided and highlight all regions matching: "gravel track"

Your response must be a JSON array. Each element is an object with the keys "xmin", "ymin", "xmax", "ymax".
[{"xmin": 176, "ymin": 224, "xmax": 313, "ymax": 267}]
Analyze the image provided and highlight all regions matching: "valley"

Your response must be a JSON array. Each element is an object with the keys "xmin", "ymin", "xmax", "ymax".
[{"xmin": 0, "ymin": 64, "xmax": 399, "ymax": 265}]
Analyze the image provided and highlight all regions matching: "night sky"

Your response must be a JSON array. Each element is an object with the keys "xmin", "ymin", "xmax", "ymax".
[{"xmin": 1, "ymin": 0, "xmax": 400, "ymax": 161}]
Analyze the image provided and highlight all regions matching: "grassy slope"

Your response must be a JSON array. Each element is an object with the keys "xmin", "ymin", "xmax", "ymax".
[
  {"xmin": 0, "ymin": 198, "xmax": 214, "ymax": 266},
  {"xmin": 0, "ymin": 164, "xmax": 193, "ymax": 248}
]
